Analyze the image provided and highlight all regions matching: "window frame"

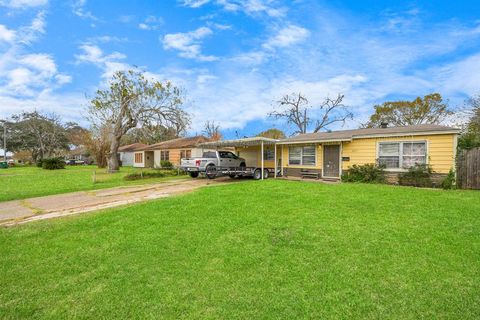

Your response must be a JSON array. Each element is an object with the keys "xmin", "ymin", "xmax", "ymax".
[
  {"xmin": 160, "ymin": 150, "xmax": 170, "ymax": 161},
  {"xmin": 180, "ymin": 149, "xmax": 192, "ymax": 159},
  {"xmin": 288, "ymin": 145, "xmax": 317, "ymax": 166},
  {"xmin": 134, "ymin": 152, "xmax": 143, "ymax": 163},
  {"xmin": 377, "ymin": 140, "xmax": 428, "ymax": 171}
]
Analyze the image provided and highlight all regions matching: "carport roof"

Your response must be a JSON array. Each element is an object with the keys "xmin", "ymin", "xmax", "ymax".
[{"xmin": 198, "ymin": 137, "xmax": 278, "ymax": 148}]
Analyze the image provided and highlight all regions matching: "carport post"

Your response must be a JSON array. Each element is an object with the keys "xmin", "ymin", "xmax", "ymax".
[
  {"xmin": 281, "ymin": 145, "xmax": 284, "ymax": 176},
  {"xmin": 261, "ymin": 140, "xmax": 264, "ymax": 180},
  {"xmin": 274, "ymin": 143, "xmax": 277, "ymax": 178}
]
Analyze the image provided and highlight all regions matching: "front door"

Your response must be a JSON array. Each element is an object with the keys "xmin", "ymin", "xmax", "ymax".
[{"xmin": 323, "ymin": 145, "xmax": 340, "ymax": 177}]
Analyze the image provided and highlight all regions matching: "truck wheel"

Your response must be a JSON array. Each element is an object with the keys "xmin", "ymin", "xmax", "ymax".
[
  {"xmin": 228, "ymin": 173, "xmax": 236, "ymax": 178},
  {"xmin": 263, "ymin": 169, "xmax": 269, "ymax": 179},
  {"xmin": 253, "ymin": 168, "xmax": 262, "ymax": 180},
  {"xmin": 205, "ymin": 164, "xmax": 217, "ymax": 179},
  {"xmin": 189, "ymin": 172, "xmax": 199, "ymax": 178}
]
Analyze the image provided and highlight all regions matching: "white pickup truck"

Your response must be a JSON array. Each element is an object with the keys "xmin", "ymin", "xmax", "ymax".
[{"xmin": 180, "ymin": 151, "xmax": 246, "ymax": 179}]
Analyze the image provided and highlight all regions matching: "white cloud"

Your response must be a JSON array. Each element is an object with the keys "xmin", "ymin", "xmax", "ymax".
[
  {"xmin": 138, "ymin": 15, "xmax": 164, "ymax": 30},
  {"xmin": 0, "ymin": 25, "xmax": 16, "ymax": 42},
  {"xmin": 182, "ymin": 0, "xmax": 210, "ymax": 8},
  {"xmin": 263, "ymin": 25, "xmax": 310, "ymax": 49},
  {"xmin": 182, "ymin": 0, "xmax": 287, "ymax": 17},
  {"xmin": 0, "ymin": 14, "xmax": 72, "ymax": 111},
  {"xmin": 0, "ymin": 0, "xmax": 47, "ymax": 8},
  {"xmin": 162, "ymin": 27, "xmax": 217, "ymax": 61},
  {"xmin": 75, "ymin": 44, "xmax": 130, "ymax": 80},
  {"xmin": 17, "ymin": 10, "xmax": 46, "ymax": 44},
  {"xmin": 72, "ymin": 0, "xmax": 98, "ymax": 21}
]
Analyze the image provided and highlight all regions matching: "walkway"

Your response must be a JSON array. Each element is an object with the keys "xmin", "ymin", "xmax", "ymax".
[{"xmin": 0, "ymin": 178, "xmax": 238, "ymax": 227}]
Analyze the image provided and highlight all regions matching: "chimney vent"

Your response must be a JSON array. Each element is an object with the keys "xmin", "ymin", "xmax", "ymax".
[{"xmin": 380, "ymin": 122, "xmax": 388, "ymax": 128}]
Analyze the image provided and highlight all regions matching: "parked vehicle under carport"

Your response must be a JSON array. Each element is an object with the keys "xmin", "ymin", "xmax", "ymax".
[{"xmin": 180, "ymin": 137, "xmax": 279, "ymax": 180}]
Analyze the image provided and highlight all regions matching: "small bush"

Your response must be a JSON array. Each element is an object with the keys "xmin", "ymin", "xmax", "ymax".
[
  {"xmin": 124, "ymin": 171, "xmax": 167, "ymax": 181},
  {"xmin": 41, "ymin": 158, "xmax": 66, "ymax": 170},
  {"xmin": 36, "ymin": 159, "xmax": 43, "ymax": 167},
  {"xmin": 398, "ymin": 164, "xmax": 433, "ymax": 187},
  {"xmin": 160, "ymin": 160, "xmax": 174, "ymax": 169},
  {"xmin": 341, "ymin": 163, "xmax": 386, "ymax": 183},
  {"xmin": 441, "ymin": 169, "xmax": 456, "ymax": 190}
]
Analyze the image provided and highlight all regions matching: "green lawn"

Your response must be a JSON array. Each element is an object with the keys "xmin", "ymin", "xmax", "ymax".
[
  {"xmin": 0, "ymin": 165, "xmax": 186, "ymax": 202},
  {"xmin": 1, "ymin": 180, "xmax": 479, "ymax": 319}
]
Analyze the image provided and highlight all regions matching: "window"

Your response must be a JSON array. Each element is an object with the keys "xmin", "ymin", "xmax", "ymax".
[
  {"xmin": 263, "ymin": 148, "xmax": 274, "ymax": 160},
  {"xmin": 302, "ymin": 146, "xmax": 316, "ymax": 165},
  {"xmin": 180, "ymin": 150, "xmax": 192, "ymax": 159},
  {"xmin": 134, "ymin": 152, "xmax": 143, "ymax": 163},
  {"xmin": 378, "ymin": 141, "xmax": 426, "ymax": 169},
  {"xmin": 160, "ymin": 150, "xmax": 169, "ymax": 161},
  {"xmin": 219, "ymin": 151, "xmax": 238, "ymax": 159},
  {"xmin": 288, "ymin": 146, "xmax": 316, "ymax": 166},
  {"xmin": 289, "ymin": 147, "xmax": 302, "ymax": 165},
  {"xmin": 202, "ymin": 151, "xmax": 217, "ymax": 158},
  {"xmin": 402, "ymin": 142, "xmax": 426, "ymax": 168}
]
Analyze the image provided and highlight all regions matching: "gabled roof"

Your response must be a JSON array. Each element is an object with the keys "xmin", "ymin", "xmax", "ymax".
[
  {"xmin": 278, "ymin": 124, "xmax": 460, "ymax": 144},
  {"xmin": 143, "ymin": 136, "xmax": 211, "ymax": 150},
  {"xmin": 118, "ymin": 143, "xmax": 148, "ymax": 152}
]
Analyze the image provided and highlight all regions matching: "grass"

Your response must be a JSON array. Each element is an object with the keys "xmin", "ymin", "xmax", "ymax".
[
  {"xmin": 1, "ymin": 180, "xmax": 479, "ymax": 319},
  {"xmin": 0, "ymin": 165, "xmax": 186, "ymax": 202}
]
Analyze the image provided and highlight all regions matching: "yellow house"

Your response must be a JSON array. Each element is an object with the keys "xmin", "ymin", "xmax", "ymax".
[{"xmin": 277, "ymin": 124, "xmax": 460, "ymax": 182}]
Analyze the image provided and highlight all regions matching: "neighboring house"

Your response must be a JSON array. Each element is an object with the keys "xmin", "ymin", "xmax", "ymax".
[
  {"xmin": 118, "ymin": 143, "xmax": 148, "ymax": 166},
  {"xmin": 199, "ymin": 124, "xmax": 460, "ymax": 183},
  {"xmin": 277, "ymin": 124, "xmax": 459, "ymax": 182},
  {"xmin": 66, "ymin": 146, "xmax": 92, "ymax": 163},
  {"xmin": 133, "ymin": 136, "xmax": 212, "ymax": 168}
]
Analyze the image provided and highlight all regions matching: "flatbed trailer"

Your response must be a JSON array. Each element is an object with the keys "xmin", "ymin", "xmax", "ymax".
[{"xmin": 184, "ymin": 165, "xmax": 277, "ymax": 180}]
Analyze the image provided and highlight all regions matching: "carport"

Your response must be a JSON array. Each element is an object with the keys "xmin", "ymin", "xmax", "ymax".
[{"xmin": 199, "ymin": 137, "xmax": 280, "ymax": 180}]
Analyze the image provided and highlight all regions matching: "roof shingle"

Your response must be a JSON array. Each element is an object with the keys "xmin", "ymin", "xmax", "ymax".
[{"xmin": 279, "ymin": 124, "xmax": 460, "ymax": 143}]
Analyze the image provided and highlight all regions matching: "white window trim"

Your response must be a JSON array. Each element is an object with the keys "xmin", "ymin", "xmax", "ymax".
[
  {"xmin": 288, "ymin": 145, "xmax": 317, "ymax": 166},
  {"xmin": 376, "ymin": 140, "xmax": 429, "ymax": 172}
]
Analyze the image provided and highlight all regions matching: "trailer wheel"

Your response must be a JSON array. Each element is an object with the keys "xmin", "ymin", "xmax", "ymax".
[
  {"xmin": 205, "ymin": 164, "xmax": 217, "ymax": 179},
  {"xmin": 228, "ymin": 174, "xmax": 236, "ymax": 179},
  {"xmin": 189, "ymin": 171, "xmax": 199, "ymax": 178},
  {"xmin": 263, "ymin": 169, "xmax": 269, "ymax": 179},
  {"xmin": 253, "ymin": 168, "xmax": 262, "ymax": 180}
]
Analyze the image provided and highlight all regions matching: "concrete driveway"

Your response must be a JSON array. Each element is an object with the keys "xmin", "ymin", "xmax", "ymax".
[{"xmin": 0, "ymin": 177, "xmax": 238, "ymax": 227}]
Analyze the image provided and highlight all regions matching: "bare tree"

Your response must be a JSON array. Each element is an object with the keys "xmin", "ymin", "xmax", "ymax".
[
  {"xmin": 269, "ymin": 93, "xmax": 352, "ymax": 134},
  {"xmin": 203, "ymin": 120, "xmax": 222, "ymax": 140},
  {"xmin": 88, "ymin": 69, "xmax": 190, "ymax": 172}
]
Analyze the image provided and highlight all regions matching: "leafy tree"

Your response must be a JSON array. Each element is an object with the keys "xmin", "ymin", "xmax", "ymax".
[
  {"xmin": 458, "ymin": 95, "xmax": 480, "ymax": 150},
  {"xmin": 0, "ymin": 111, "xmax": 70, "ymax": 162},
  {"xmin": 203, "ymin": 120, "xmax": 222, "ymax": 141},
  {"xmin": 256, "ymin": 128, "xmax": 286, "ymax": 139},
  {"xmin": 82, "ymin": 126, "xmax": 110, "ymax": 168},
  {"xmin": 269, "ymin": 93, "xmax": 352, "ymax": 134},
  {"xmin": 88, "ymin": 69, "xmax": 190, "ymax": 172},
  {"xmin": 121, "ymin": 125, "xmax": 179, "ymax": 145},
  {"xmin": 65, "ymin": 122, "xmax": 90, "ymax": 147},
  {"xmin": 364, "ymin": 93, "xmax": 452, "ymax": 128}
]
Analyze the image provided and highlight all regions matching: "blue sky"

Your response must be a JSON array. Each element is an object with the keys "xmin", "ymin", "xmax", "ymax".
[{"xmin": 0, "ymin": 0, "xmax": 479, "ymax": 138}]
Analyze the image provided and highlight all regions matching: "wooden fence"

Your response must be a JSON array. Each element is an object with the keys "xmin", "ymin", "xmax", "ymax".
[{"xmin": 456, "ymin": 147, "xmax": 480, "ymax": 189}]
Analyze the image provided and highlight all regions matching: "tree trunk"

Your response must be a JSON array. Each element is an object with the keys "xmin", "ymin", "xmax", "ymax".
[{"xmin": 107, "ymin": 138, "xmax": 120, "ymax": 172}]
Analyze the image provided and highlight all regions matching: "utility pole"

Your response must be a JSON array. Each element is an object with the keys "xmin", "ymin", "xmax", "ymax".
[
  {"xmin": 1, "ymin": 120, "xmax": 6, "ymax": 162},
  {"xmin": 3, "ymin": 123, "xmax": 6, "ymax": 162}
]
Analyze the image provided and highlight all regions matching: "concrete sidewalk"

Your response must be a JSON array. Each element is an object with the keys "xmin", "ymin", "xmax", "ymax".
[{"xmin": 0, "ymin": 177, "xmax": 237, "ymax": 227}]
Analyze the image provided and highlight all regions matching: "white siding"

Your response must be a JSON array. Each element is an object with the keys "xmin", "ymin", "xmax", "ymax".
[{"xmin": 119, "ymin": 152, "xmax": 134, "ymax": 166}]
